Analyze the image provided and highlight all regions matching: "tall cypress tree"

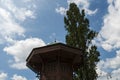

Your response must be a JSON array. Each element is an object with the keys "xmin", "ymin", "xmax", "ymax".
[{"xmin": 64, "ymin": 3, "xmax": 100, "ymax": 80}]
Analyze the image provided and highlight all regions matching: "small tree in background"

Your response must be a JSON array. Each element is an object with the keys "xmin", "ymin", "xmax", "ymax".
[{"xmin": 64, "ymin": 3, "xmax": 100, "ymax": 80}]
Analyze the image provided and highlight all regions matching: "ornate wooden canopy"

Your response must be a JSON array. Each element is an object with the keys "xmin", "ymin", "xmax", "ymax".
[{"xmin": 26, "ymin": 43, "xmax": 82, "ymax": 80}]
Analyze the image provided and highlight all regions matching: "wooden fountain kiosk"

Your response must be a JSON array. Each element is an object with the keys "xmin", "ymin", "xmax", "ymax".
[{"xmin": 26, "ymin": 43, "xmax": 82, "ymax": 80}]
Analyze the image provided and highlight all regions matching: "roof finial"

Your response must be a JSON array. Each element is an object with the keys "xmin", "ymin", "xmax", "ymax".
[{"xmin": 54, "ymin": 38, "xmax": 57, "ymax": 43}]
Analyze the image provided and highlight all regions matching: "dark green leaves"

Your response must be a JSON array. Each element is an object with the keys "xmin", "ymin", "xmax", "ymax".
[{"xmin": 64, "ymin": 3, "xmax": 100, "ymax": 80}]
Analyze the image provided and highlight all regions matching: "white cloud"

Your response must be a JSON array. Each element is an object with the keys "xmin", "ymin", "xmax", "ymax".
[
  {"xmin": 14, "ymin": 8, "xmax": 35, "ymax": 21},
  {"xmin": 4, "ymin": 38, "xmax": 46, "ymax": 70},
  {"xmin": 56, "ymin": 0, "xmax": 98, "ymax": 16},
  {"xmin": 0, "ymin": 7, "xmax": 25, "ymax": 44},
  {"xmin": 0, "ymin": 0, "xmax": 40, "ymax": 70},
  {"xmin": 105, "ymin": 50, "xmax": 120, "ymax": 69},
  {"xmin": 96, "ymin": 68, "xmax": 107, "ymax": 77},
  {"xmin": 55, "ymin": 7, "xmax": 67, "ymax": 15},
  {"xmin": 101, "ymin": 43, "xmax": 112, "ymax": 52},
  {"xmin": 100, "ymin": 51, "xmax": 120, "ymax": 69},
  {"xmin": 0, "ymin": 72, "xmax": 7, "ymax": 80},
  {"xmin": 0, "ymin": 0, "xmax": 37, "ymax": 44},
  {"xmin": 0, "ymin": 0, "xmax": 35, "ymax": 21},
  {"xmin": 85, "ymin": 9, "xmax": 98, "ymax": 15},
  {"xmin": 11, "ymin": 74, "xmax": 27, "ymax": 80},
  {"xmin": 0, "ymin": 0, "xmax": 44, "ymax": 79},
  {"xmin": 10, "ymin": 62, "xmax": 27, "ymax": 70},
  {"xmin": 98, "ymin": 69, "xmax": 120, "ymax": 80},
  {"xmin": 96, "ymin": 1, "xmax": 120, "ymax": 79},
  {"xmin": 97, "ymin": 50, "xmax": 120, "ymax": 80},
  {"xmin": 0, "ymin": 0, "xmax": 45, "ymax": 71},
  {"xmin": 97, "ymin": 0, "xmax": 120, "ymax": 51}
]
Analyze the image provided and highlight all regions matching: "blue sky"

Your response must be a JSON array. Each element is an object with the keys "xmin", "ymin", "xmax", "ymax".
[{"xmin": 0, "ymin": 0, "xmax": 120, "ymax": 80}]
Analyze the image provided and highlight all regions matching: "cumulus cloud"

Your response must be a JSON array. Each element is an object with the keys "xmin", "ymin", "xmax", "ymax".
[
  {"xmin": 97, "ymin": 60, "xmax": 107, "ymax": 76},
  {"xmin": 0, "ymin": 72, "xmax": 7, "ymax": 80},
  {"xmin": 97, "ymin": 50, "xmax": 120, "ymax": 80},
  {"xmin": 0, "ymin": 7, "xmax": 25, "ymax": 44},
  {"xmin": 105, "ymin": 50, "xmax": 120, "ymax": 69},
  {"xmin": 97, "ymin": 70, "xmax": 120, "ymax": 80},
  {"xmin": 101, "ymin": 43, "xmax": 113, "ymax": 52},
  {"xmin": 98, "ymin": 0, "xmax": 120, "ymax": 51},
  {"xmin": 98, "ymin": 50, "xmax": 120, "ymax": 70},
  {"xmin": 0, "ymin": 0, "xmax": 35, "ymax": 21},
  {"xmin": 0, "ymin": 0, "xmax": 40, "ymax": 70},
  {"xmin": 0, "ymin": 0, "xmax": 36, "ymax": 44},
  {"xmin": 97, "ymin": 60, "xmax": 120, "ymax": 80},
  {"xmin": 0, "ymin": 0, "xmax": 45, "ymax": 79},
  {"xmin": 11, "ymin": 74, "xmax": 27, "ymax": 80},
  {"xmin": 4, "ymin": 38, "xmax": 46, "ymax": 70},
  {"xmin": 56, "ymin": 0, "xmax": 98, "ymax": 16},
  {"xmin": 96, "ymin": 0, "xmax": 120, "ymax": 79},
  {"xmin": 56, "ymin": 7, "xmax": 67, "ymax": 15}
]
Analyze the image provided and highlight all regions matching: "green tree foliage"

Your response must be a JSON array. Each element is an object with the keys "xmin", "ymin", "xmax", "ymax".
[{"xmin": 64, "ymin": 3, "xmax": 100, "ymax": 80}]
